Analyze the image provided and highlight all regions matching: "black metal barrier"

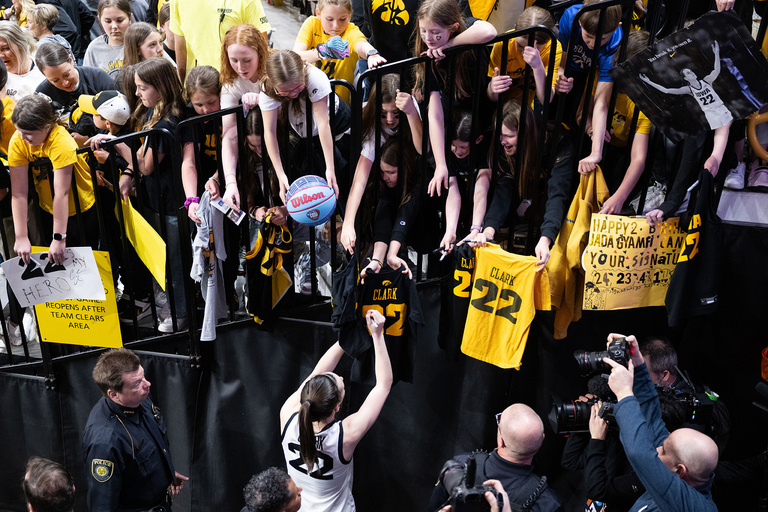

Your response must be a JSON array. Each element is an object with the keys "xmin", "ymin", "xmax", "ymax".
[{"xmin": 1, "ymin": 0, "xmax": 766, "ymax": 378}]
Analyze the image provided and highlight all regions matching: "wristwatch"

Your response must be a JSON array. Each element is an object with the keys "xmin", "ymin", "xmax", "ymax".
[
  {"xmin": 53, "ymin": 233, "xmax": 67, "ymax": 241},
  {"xmin": 367, "ymin": 48, "xmax": 379, "ymax": 58}
]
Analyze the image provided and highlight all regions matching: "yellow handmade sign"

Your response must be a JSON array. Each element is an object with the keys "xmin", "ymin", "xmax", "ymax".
[
  {"xmin": 34, "ymin": 248, "xmax": 122, "ymax": 347},
  {"xmin": 581, "ymin": 214, "xmax": 684, "ymax": 310}
]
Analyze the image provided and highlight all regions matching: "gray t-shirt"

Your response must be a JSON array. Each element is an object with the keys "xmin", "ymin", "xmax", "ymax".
[{"xmin": 83, "ymin": 35, "xmax": 124, "ymax": 79}]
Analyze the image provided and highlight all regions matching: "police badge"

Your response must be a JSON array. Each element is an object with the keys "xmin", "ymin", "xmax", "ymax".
[{"xmin": 92, "ymin": 458, "xmax": 114, "ymax": 482}]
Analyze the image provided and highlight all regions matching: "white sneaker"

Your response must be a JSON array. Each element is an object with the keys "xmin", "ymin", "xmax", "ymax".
[
  {"xmin": 7, "ymin": 321, "xmax": 21, "ymax": 346},
  {"xmin": 158, "ymin": 316, "xmax": 188, "ymax": 333},
  {"xmin": 724, "ymin": 162, "xmax": 746, "ymax": 190}
]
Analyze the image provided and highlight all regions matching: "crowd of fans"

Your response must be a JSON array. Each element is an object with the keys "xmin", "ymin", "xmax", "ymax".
[{"xmin": 0, "ymin": 0, "xmax": 759, "ymax": 344}]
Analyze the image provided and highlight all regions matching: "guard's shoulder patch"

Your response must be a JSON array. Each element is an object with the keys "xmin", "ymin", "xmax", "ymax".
[{"xmin": 91, "ymin": 459, "xmax": 114, "ymax": 482}]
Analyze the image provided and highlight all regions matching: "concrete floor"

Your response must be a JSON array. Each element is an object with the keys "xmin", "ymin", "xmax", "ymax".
[{"xmin": 263, "ymin": 1, "xmax": 305, "ymax": 50}]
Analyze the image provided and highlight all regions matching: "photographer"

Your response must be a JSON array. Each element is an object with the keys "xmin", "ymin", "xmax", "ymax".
[
  {"xmin": 604, "ymin": 334, "xmax": 718, "ymax": 512},
  {"xmin": 641, "ymin": 337, "xmax": 692, "ymax": 393},
  {"xmin": 437, "ymin": 479, "xmax": 512, "ymax": 512},
  {"xmin": 642, "ymin": 336, "xmax": 729, "ymax": 452},
  {"xmin": 560, "ymin": 396, "xmax": 644, "ymax": 512},
  {"xmin": 427, "ymin": 404, "xmax": 562, "ymax": 512}
]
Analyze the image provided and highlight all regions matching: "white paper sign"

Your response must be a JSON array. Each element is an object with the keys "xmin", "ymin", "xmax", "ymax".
[{"xmin": 1, "ymin": 247, "xmax": 106, "ymax": 307}]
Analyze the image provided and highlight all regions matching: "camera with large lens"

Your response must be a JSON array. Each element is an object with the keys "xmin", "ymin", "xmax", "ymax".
[
  {"xmin": 573, "ymin": 337, "xmax": 631, "ymax": 374},
  {"xmin": 439, "ymin": 453, "xmax": 503, "ymax": 512},
  {"xmin": 548, "ymin": 396, "xmax": 617, "ymax": 433}
]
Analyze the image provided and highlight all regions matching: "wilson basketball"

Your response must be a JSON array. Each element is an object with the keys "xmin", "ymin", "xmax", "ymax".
[{"xmin": 285, "ymin": 176, "xmax": 336, "ymax": 226}]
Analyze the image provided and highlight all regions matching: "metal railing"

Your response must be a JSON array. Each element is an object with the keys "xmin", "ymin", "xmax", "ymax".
[{"xmin": 1, "ymin": 0, "xmax": 763, "ymax": 377}]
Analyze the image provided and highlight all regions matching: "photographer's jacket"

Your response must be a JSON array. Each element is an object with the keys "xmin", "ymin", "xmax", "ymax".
[
  {"xmin": 614, "ymin": 364, "xmax": 717, "ymax": 512},
  {"xmin": 426, "ymin": 450, "xmax": 563, "ymax": 512},
  {"xmin": 82, "ymin": 396, "xmax": 175, "ymax": 512}
]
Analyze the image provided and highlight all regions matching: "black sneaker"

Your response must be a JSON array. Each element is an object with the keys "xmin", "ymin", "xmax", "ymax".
[{"xmin": 118, "ymin": 298, "xmax": 151, "ymax": 324}]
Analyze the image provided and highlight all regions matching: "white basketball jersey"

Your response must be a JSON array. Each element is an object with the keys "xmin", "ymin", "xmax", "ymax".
[
  {"xmin": 690, "ymin": 81, "xmax": 733, "ymax": 129},
  {"xmin": 281, "ymin": 412, "xmax": 355, "ymax": 512}
]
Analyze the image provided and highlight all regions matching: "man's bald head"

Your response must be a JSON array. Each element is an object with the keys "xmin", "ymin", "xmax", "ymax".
[
  {"xmin": 657, "ymin": 428, "xmax": 719, "ymax": 487},
  {"xmin": 497, "ymin": 404, "xmax": 545, "ymax": 465}
]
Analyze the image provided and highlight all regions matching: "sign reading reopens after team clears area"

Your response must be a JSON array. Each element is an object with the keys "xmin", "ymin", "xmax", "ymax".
[
  {"xmin": 581, "ymin": 214, "xmax": 685, "ymax": 311},
  {"xmin": 1, "ymin": 247, "xmax": 106, "ymax": 308},
  {"xmin": 34, "ymin": 249, "xmax": 122, "ymax": 348}
]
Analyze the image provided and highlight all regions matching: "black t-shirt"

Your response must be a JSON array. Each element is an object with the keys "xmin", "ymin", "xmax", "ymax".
[
  {"xmin": 36, "ymin": 66, "xmax": 116, "ymax": 138},
  {"xmin": 140, "ymin": 111, "xmax": 180, "ymax": 215},
  {"xmin": 36, "ymin": 66, "xmax": 116, "ymax": 112},
  {"xmin": 438, "ymin": 243, "xmax": 475, "ymax": 359},
  {"xmin": 364, "ymin": 0, "xmax": 419, "ymax": 62},
  {"xmin": 180, "ymin": 104, "xmax": 221, "ymax": 193},
  {"xmin": 337, "ymin": 266, "xmax": 423, "ymax": 385}
]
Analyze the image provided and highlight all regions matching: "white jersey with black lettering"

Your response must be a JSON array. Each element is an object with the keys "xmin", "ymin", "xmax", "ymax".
[
  {"xmin": 281, "ymin": 412, "xmax": 355, "ymax": 512},
  {"xmin": 689, "ymin": 81, "xmax": 732, "ymax": 130}
]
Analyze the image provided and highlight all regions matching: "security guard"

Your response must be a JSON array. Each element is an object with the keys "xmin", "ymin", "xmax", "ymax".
[{"xmin": 82, "ymin": 348, "xmax": 188, "ymax": 511}]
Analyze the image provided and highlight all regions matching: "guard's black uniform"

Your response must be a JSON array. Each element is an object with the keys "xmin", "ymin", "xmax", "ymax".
[{"xmin": 82, "ymin": 396, "xmax": 176, "ymax": 512}]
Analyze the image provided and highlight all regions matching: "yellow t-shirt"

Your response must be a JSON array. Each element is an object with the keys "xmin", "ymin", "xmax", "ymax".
[
  {"xmin": 0, "ymin": 96, "xmax": 16, "ymax": 155},
  {"xmin": 488, "ymin": 36, "xmax": 562, "ymax": 104},
  {"xmin": 170, "ymin": 0, "xmax": 271, "ymax": 73},
  {"xmin": 460, "ymin": 244, "xmax": 551, "ymax": 369},
  {"xmin": 8, "ymin": 125, "xmax": 95, "ymax": 216},
  {"xmin": 296, "ymin": 17, "xmax": 368, "ymax": 105},
  {"xmin": 610, "ymin": 93, "xmax": 651, "ymax": 148}
]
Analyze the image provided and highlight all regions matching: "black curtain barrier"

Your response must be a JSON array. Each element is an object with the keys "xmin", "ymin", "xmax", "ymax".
[{"xmin": 0, "ymin": 224, "xmax": 766, "ymax": 511}]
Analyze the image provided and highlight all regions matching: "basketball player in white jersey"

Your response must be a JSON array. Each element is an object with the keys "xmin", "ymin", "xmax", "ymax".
[
  {"xmin": 639, "ymin": 41, "xmax": 733, "ymax": 130},
  {"xmin": 279, "ymin": 309, "xmax": 392, "ymax": 511}
]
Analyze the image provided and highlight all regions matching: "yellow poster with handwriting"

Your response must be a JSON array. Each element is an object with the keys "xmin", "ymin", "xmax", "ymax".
[
  {"xmin": 581, "ymin": 214, "xmax": 684, "ymax": 310},
  {"xmin": 34, "ymin": 249, "xmax": 122, "ymax": 347}
]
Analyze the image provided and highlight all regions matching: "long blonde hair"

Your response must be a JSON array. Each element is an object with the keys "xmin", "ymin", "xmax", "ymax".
[{"xmin": 0, "ymin": 22, "xmax": 36, "ymax": 74}]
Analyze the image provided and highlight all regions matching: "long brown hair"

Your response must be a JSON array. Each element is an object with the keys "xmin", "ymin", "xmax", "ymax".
[
  {"xmin": 260, "ymin": 49, "xmax": 311, "ymax": 116},
  {"xmin": 123, "ymin": 22, "xmax": 160, "ymax": 67},
  {"xmin": 242, "ymin": 107, "xmax": 279, "ymax": 210},
  {"xmin": 496, "ymin": 100, "xmax": 540, "ymax": 198},
  {"xmin": 298, "ymin": 374, "xmax": 341, "ymax": 472},
  {"xmin": 361, "ymin": 73, "xmax": 401, "ymax": 143},
  {"xmin": 220, "ymin": 24, "xmax": 269, "ymax": 86},
  {"xmin": 412, "ymin": 0, "xmax": 471, "ymax": 100},
  {"xmin": 379, "ymin": 136, "xmax": 417, "ymax": 207},
  {"xmin": 132, "ymin": 57, "xmax": 184, "ymax": 130}
]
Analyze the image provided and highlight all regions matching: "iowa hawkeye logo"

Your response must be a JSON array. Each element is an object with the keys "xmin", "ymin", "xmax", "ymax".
[{"xmin": 372, "ymin": 0, "xmax": 409, "ymax": 26}]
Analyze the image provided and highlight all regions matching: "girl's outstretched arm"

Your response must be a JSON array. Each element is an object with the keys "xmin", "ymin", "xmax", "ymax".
[
  {"xmin": 341, "ymin": 154, "xmax": 373, "ymax": 253},
  {"xmin": 312, "ymin": 95, "xmax": 339, "ymax": 197},
  {"xmin": 427, "ymin": 90, "xmax": 449, "ymax": 196},
  {"xmin": 262, "ymin": 107, "xmax": 290, "ymax": 202}
]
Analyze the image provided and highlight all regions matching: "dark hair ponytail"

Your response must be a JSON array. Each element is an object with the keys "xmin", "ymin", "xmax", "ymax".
[
  {"xmin": 298, "ymin": 374, "xmax": 341, "ymax": 472},
  {"xmin": 12, "ymin": 94, "xmax": 60, "ymax": 131}
]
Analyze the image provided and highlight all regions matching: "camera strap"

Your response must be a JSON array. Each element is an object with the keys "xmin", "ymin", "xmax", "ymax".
[
  {"xmin": 459, "ymin": 451, "xmax": 548, "ymax": 512},
  {"xmin": 513, "ymin": 476, "xmax": 548, "ymax": 512}
]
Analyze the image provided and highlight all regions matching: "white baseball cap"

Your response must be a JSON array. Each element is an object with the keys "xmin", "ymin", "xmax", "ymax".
[{"xmin": 78, "ymin": 90, "xmax": 131, "ymax": 126}]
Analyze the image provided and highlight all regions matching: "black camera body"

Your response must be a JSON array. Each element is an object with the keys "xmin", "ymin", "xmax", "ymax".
[
  {"xmin": 548, "ymin": 396, "xmax": 618, "ymax": 433},
  {"xmin": 574, "ymin": 337, "xmax": 631, "ymax": 374},
  {"xmin": 440, "ymin": 453, "xmax": 503, "ymax": 512}
]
